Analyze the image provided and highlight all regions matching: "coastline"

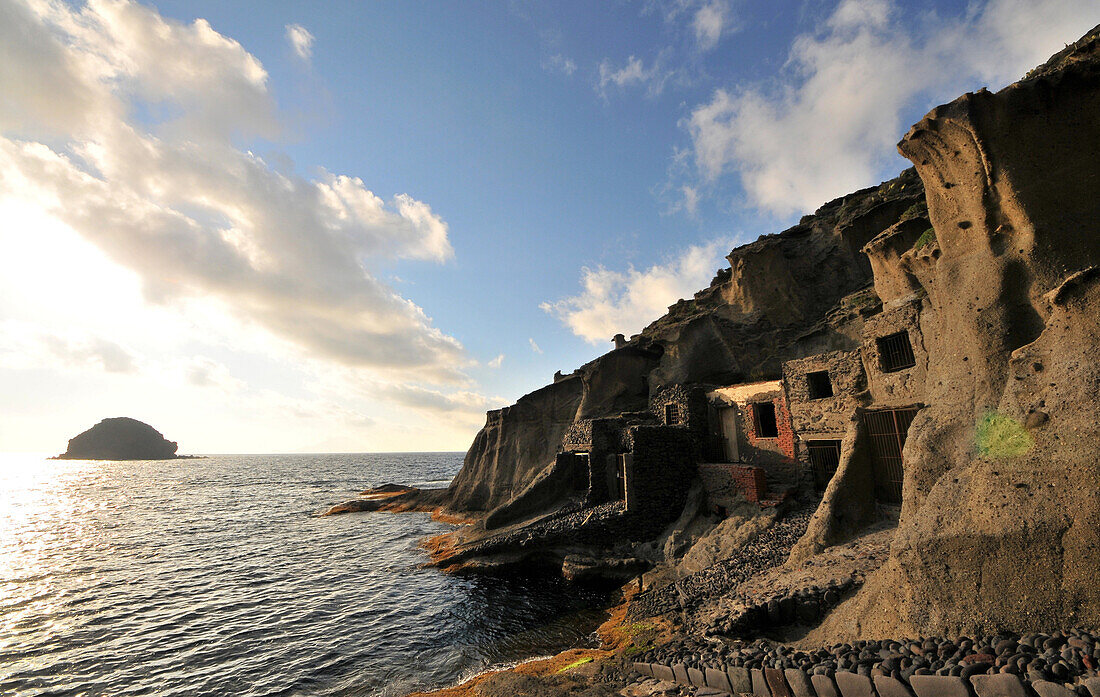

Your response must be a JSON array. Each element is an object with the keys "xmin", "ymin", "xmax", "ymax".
[{"xmin": 406, "ymin": 584, "xmax": 675, "ymax": 697}]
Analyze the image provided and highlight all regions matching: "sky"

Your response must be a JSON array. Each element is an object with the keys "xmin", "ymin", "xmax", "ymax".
[{"xmin": 0, "ymin": 0, "xmax": 1097, "ymax": 454}]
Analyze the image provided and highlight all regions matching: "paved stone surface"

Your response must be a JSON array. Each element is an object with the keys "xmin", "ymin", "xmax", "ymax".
[
  {"xmin": 765, "ymin": 668, "xmax": 793, "ymax": 697},
  {"xmin": 707, "ymin": 667, "xmax": 734, "ymax": 692},
  {"xmin": 835, "ymin": 671, "xmax": 876, "ymax": 697},
  {"xmin": 673, "ymin": 664, "xmax": 690, "ymax": 685},
  {"xmin": 728, "ymin": 666, "xmax": 753, "ymax": 694},
  {"xmin": 785, "ymin": 669, "xmax": 816, "ymax": 697},
  {"xmin": 689, "ymin": 667, "xmax": 707, "ymax": 687},
  {"xmin": 875, "ymin": 675, "xmax": 916, "ymax": 697},
  {"xmin": 970, "ymin": 674, "xmax": 1028, "ymax": 697},
  {"xmin": 910, "ymin": 675, "xmax": 972, "ymax": 697},
  {"xmin": 752, "ymin": 668, "xmax": 772, "ymax": 697},
  {"xmin": 1032, "ymin": 681, "xmax": 1076, "ymax": 697},
  {"xmin": 1082, "ymin": 678, "xmax": 1100, "ymax": 697},
  {"xmin": 811, "ymin": 674, "xmax": 841, "ymax": 697}
]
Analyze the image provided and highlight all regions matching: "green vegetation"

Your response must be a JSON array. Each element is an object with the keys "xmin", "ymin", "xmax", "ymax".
[
  {"xmin": 914, "ymin": 228, "xmax": 937, "ymax": 251},
  {"xmin": 976, "ymin": 412, "xmax": 1034, "ymax": 458},
  {"xmin": 557, "ymin": 657, "xmax": 594, "ymax": 673},
  {"xmin": 623, "ymin": 643, "xmax": 654, "ymax": 658},
  {"xmin": 902, "ymin": 201, "xmax": 928, "ymax": 219}
]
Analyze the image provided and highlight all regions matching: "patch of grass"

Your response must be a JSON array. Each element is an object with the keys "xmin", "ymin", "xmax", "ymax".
[
  {"xmin": 914, "ymin": 228, "xmax": 937, "ymax": 251},
  {"xmin": 976, "ymin": 412, "xmax": 1034, "ymax": 458},
  {"xmin": 557, "ymin": 657, "xmax": 594, "ymax": 673},
  {"xmin": 902, "ymin": 202, "xmax": 928, "ymax": 219}
]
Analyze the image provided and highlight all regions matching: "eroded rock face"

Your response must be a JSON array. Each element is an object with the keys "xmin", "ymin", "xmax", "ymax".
[
  {"xmin": 811, "ymin": 27, "xmax": 1100, "ymax": 640},
  {"xmin": 444, "ymin": 172, "xmax": 923, "ymax": 520},
  {"xmin": 641, "ymin": 170, "xmax": 925, "ymax": 390},
  {"xmin": 57, "ymin": 417, "xmax": 178, "ymax": 460},
  {"xmin": 446, "ymin": 376, "xmax": 584, "ymax": 513}
]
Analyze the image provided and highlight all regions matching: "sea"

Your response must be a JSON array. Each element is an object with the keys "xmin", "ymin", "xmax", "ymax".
[{"xmin": 0, "ymin": 453, "xmax": 613, "ymax": 696}]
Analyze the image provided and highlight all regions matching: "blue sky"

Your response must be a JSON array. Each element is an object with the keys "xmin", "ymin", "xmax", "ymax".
[{"xmin": 0, "ymin": 0, "xmax": 1097, "ymax": 453}]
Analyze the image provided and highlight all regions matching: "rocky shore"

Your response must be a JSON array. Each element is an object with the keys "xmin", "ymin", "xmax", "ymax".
[
  {"xmin": 632, "ymin": 630, "xmax": 1100, "ymax": 696},
  {"xmin": 387, "ymin": 26, "xmax": 1100, "ymax": 697}
]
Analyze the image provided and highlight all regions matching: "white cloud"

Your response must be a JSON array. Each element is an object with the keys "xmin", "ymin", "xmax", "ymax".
[
  {"xmin": 542, "ymin": 239, "xmax": 729, "ymax": 344},
  {"xmin": 597, "ymin": 52, "xmax": 674, "ymax": 98},
  {"xmin": 0, "ymin": 0, "xmax": 468, "ymax": 386},
  {"xmin": 488, "ymin": 353, "xmax": 505, "ymax": 368},
  {"xmin": 677, "ymin": 185, "xmax": 700, "ymax": 216},
  {"xmin": 0, "ymin": 322, "xmax": 137, "ymax": 374},
  {"xmin": 528, "ymin": 338, "xmax": 543, "ymax": 354},
  {"xmin": 685, "ymin": 0, "xmax": 1100, "ymax": 216},
  {"xmin": 285, "ymin": 23, "xmax": 314, "ymax": 60},
  {"xmin": 180, "ymin": 355, "xmax": 246, "ymax": 391},
  {"xmin": 543, "ymin": 53, "xmax": 577, "ymax": 76},
  {"xmin": 692, "ymin": 0, "xmax": 733, "ymax": 52}
]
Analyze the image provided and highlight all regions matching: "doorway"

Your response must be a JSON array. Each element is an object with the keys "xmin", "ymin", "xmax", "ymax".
[
  {"xmin": 861, "ymin": 408, "xmax": 919, "ymax": 504},
  {"xmin": 717, "ymin": 407, "xmax": 739, "ymax": 462},
  {"xmin": 806, "ymin": 439, "xmax": 842, "ymax": 491}
]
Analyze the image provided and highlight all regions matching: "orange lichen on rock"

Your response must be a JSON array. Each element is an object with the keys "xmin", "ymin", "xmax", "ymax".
[
  {"xmin": 419, "ymin": 529, "xmax": 463, "ymax": 565},
  {"xmin": 404, "ymin": 648, "xmax": 609, "ymax": 697}
]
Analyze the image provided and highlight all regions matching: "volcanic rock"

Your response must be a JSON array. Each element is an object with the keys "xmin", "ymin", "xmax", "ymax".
[{"xmin": 56, "ymin": 417, "xmax": 179, "ymax": 460}]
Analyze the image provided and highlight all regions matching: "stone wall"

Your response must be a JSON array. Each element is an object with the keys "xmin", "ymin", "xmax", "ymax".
[
  {"xmin": 650, "ymin": 384, "xmax": 711, "ymax": 455},
  {"xmin": 782, "ymin": 350, "xmax": 869, "ymax": 460},
  {"xmin": 626, "ymin": 425, "xmax": 697, "ymax": 516},
  {"xmin": 859, "ymin": 300, "xmax": 928, "ymax": 408},
  {"xmin": 631, "ymin": 656, "xmax": 1083, "ymax": 697}
]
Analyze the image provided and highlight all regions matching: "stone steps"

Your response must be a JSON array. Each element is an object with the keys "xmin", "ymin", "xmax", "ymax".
[{"xmin": 631, "ymin": 662, "xmax": 1100, "ymax": 697}]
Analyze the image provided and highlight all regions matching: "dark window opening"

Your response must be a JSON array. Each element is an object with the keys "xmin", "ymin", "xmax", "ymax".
[
  {"xmin": 862, "ymin": 408, "xmax": 919, "ymax": 504},
  {"xmin": 876, "ymin": 331, "xmax": 916, "ymax": 373},
  {"xmin": 752, "ymin": 402, "xmax": 779, "ymax": 438},
  {"xmin": 664, "ymin": 403, "xmax": 681, "ymax": 426},
  {"xmin": 806, "ymin": 440, "xmax": 842, "ymax": 490},
  {"xmin": 806, "ymin": 371, "xmax": 834, "ymax": 399}
]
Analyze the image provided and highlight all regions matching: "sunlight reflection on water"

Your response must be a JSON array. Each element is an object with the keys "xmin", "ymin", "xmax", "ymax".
[{"xmin": 0, "ymin": 453, "xmax": 610, "ymax": 696}]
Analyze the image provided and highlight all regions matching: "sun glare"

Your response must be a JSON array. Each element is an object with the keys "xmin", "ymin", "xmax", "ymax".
[{"xmin": 0, "ymin": 199, "xmax": 142, "ymax": 318}]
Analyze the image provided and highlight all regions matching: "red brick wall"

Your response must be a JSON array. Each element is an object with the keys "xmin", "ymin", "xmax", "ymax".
[
  {"xmin": 742, "ymin": 395, "xmax": 797, "ymax": 460},
  {"xmin": 698, "ymin": 463, "xmax": 768, "ymax": 503}
]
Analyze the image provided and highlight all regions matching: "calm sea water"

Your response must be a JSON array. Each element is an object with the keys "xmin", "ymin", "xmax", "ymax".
[{"xmin": 0, "ymin": 453, "xmax": 611, "ymax": 696}]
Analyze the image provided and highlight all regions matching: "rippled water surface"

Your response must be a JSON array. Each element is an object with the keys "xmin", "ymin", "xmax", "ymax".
[{"xmin": 0, "ymin": 453, "xmax": 610, "ymax": 696}]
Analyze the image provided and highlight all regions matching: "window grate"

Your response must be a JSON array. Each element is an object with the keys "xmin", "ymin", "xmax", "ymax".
[
  {"xmin": 664, "ymin": 403, "xmax": 681, "ymax": 426},
  {"xmin": 806, "ymin": 440, "xmax": 841, "ymax": 490},
  {"xmin": 806, "ymin": 371, "xmax": 834, "ymax": 399},
  {"xmin": 876, "ymin": 331, "xmax": 916, "ymax": 373},
  {"xmin": 862, "ymin": 408, "xmax": 919, "ymax": 503}
]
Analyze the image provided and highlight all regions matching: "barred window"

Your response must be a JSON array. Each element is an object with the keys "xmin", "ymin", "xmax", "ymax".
[
  {"xmin": 876, "ymin": 331, "xmax": 916, "ymax": 373},
  {"xmin": 664, "ymin": 403, "xmax": 681, "ymax": 426}
]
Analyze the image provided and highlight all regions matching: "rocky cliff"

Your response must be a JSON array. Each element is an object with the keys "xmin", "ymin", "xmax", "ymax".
[
  {"xmin": 349, "ymin": 24, "xmax": 1100, "ymax": 649},
  {"xmin": 441, "ymin": 169, "xmax": 925, "ymax": 524},
  {"xmin": 56, "ymin": 417, "xmax": 179, "ymax": 460},
  {"xmin": 808, "ymin": 25, "xmax": 1100, "ymax": 640}
]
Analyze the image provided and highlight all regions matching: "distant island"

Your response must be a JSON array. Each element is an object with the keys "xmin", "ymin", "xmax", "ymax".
[{"xmin": 54, "ymin": 417, "xmax": 181, "ymax": 460}]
